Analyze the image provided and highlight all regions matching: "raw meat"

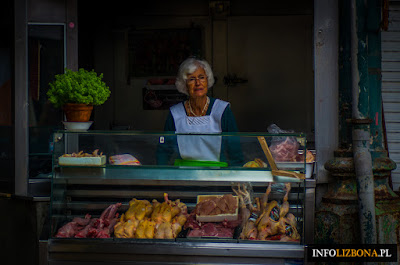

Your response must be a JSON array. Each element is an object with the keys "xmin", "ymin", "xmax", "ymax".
[
  {"xmin": 55, "ymin": 222, "xmax": 81, "ymax": 238},
  {"xmin": 55, "ymin": 214, "xmax": 92, "ymax": 238},
  {"xmin": 72, "ymin": 214, "xmax": 92, "ymax": 226},
  {"xmin": 187, "ymin": 223, "xmax": 234, "ymax": 238},
  {"xmin": 269, "ymin": 137, "xmax": 299, "ymax": 162},
  {"xmin": 55, "ymin": 203, "xmax": 121, "ymax": 238},
  {"xmin": 74, "ymin": 218, "xmax": 98, "ymax": 238},
  {"xmin": 194, "ymin": 194, "xmax": 238, "ymax": 216},
  {"xmin": 184, "ymin": 212, "xmax": 240, "ymax": 238}
]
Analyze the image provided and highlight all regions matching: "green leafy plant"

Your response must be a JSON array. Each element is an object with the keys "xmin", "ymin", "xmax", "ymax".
[{"xmin": 47, "ymin": 68, "xmax": 111, "ymax": 108}]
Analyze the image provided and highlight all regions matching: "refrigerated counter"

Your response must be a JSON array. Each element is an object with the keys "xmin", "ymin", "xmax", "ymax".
[{"xmin": 42, "ymin": 131, "xmax": 316, "ymax": 265}]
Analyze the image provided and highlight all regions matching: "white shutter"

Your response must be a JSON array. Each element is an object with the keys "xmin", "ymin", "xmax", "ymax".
[{"xmin": 382, "ymin": 1, "xmax": 400, "ymax": 191}]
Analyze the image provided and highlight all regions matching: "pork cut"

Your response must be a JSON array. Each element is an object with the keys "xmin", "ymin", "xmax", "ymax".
[
  {"xmin": 194, "ymin": 194, "xmax": 238, "ymax": 216},
  {"xmin": 185, "ymin": 212, "xmax": 239, "ymax": 238},
  {"xmin": 187, "ymin": 223, "xmax": 234, "ymax": 238}
]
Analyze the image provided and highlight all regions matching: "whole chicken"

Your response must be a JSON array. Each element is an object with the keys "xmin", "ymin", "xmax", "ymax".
[
  {"xmin": 237, "ymin": 191, "xmax": 251, "ymax": 228},
  {"xmin": 154, "ymin": 213, "xmax": 187, "ymax": 239},
  {"xmin": 152, "ymin": 194, "xmax": 188, "ymax": 239},
  {"xmin": 113, "ymin": 218, "xmax": 125, "ymax": 238},
  {"xmin": 279, "ymin": 183, "xmax": 291, "ymax": 218},
  {"xmin": 240, "ymin": 219, "xmax": 258, "ymax": 240},
  {"xmin": 171, "ymin": 214, "xmax": 187, "ymax": 238},
  {"xmin": 232, "ymin": 183, "xmax": 253, "ymax": 227},
  {"xmin": 114, "ymin": 214, "xmax": 140, "ymax": 238},
  {"xmin": 256, "ymin": 183, "xmax": 293, "ymax": 240},
  {"xmin": 154, "ymin": 221, "xmax": 174, "ymax": 239},
  {"xmin": 151, "ymin": 193, "xmax": 173, "ymax": 224},
  {"xmin": 256, "ymin": 200, "xmax": 285, "ymax": 240},
  {"xmin": 171, "ymin": 199, "xmax": 188, "ymax": 217},
  {"xmin": 125, "ymin": 199, "xmax": 153, "ymax": 221},
  {"xmin": 259, "ymin": 183, "xmax": 272, "ymax": 213},
  {"xmin": 232, "ymin": 183, "xmax": 262, "ymax": 240},
  {"xmin": 280, "ymin": 213, "xmax": 300, "ymax": 242},
  {"xmin": 135, "ymin": 218, "xmax": 156, "ymax": 239}
]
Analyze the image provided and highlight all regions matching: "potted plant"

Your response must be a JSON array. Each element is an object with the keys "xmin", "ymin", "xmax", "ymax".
[{"xmin": 47, "ymin": 68, "xmax": 111, "ymax": 122}]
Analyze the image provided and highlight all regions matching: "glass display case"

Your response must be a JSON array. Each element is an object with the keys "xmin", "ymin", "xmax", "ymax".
[{"xmin": 46, "ymin": 130, "xmax": 316, "ymax": 264}]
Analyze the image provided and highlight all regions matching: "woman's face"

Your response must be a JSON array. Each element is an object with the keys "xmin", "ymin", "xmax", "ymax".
[{"xmin": 186, "ymin": 67, "xmax": 208, "ymax": 98}]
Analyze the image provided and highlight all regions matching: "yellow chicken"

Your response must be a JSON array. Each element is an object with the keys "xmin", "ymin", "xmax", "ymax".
[
  {"xmin": 151, "ymin": 193, "xmax": 173, "ymax": 223},
  {"xmin": 154, "ymin": 222, "xmax": 174, "ymax": 239},
  {"xmin": 124, "ymin": 199, "xmax": 153, "ymax": 221},
  {"xmin": 114, "ymin": 194, "xmax": 187, "ymax": 239},
  {"xmin": 256, "ymin": 183, "xmax": 293, "ymax": 240},
  {"xmin": 171, "ymin": 214, "xmax": 187, "ymax": 238},
  {"xmin": 135, "ymin": 218, "xmax": 156, "ymax": 239},
  {"xmin": 256, "ymin": 200, "xmax": 285, "ymax": 240},
  {"xmin": 114, "ymin": 214, "xmax": 140, "ymax": 238},
  {"xmin": 171, "ymin": 199, "xmax": 187, "ymax": 217},
  {"xmin": 279, "ymin": 183, "xmax": 291, "ymax": 218},
  {"xmin": 240, "ymin": 220, "xmax": 258, "ymax": 240},
  {"xmin": 152, "ymin": 194, "xmax": 188, "ymax": 239},
  {"xmin": 124, "ymin": 219, "xmax": 139, "ymax": 238},
  {"xmin": 113, "ymin": 220, "xmax": 125, "ymax": 238},
  {"xmin": 243, "ymin": 158, "xmax": 268, "ymax": 168},
  {"xmin": 281, "ymin": 213, "xmax": 300, "ymax": 241}
]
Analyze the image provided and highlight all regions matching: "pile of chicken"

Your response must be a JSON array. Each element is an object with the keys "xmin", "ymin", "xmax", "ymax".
[
  {"xmin": 233, "ymin": 182, "xmax": 300, "ymax": 242},
  {"xmin": 114, "ymin": 193, "xmax": 188, "ymax": 239}
]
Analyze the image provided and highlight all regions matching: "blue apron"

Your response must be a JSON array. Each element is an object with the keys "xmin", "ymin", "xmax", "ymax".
[{"xmin": 170, "ymin": 99, "xmax": 229, "ymax": 161}]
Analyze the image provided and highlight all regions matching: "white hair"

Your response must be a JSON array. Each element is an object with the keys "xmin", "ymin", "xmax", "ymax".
[{"xmin": 175, "ymin": 57, "xmax": 215, "ymax": 95}]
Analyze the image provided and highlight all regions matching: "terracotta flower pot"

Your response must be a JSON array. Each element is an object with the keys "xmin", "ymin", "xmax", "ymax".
[{"xmin": 63, "ymin": 103, "xmax": 93, "ymax": 122}]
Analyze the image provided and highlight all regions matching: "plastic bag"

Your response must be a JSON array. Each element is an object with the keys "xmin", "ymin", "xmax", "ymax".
[
  {"xmin": 267, "ymin": 124, "xmax": 299, "ymax": 162},
  {"xmin": 109, "ymin": 154, "xmax": 141, "ymax": 165}
]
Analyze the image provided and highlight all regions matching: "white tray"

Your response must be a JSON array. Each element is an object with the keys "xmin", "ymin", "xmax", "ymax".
[{"xmin": 58, "ymin": 155, "xmax": 106, "ymax": 166}]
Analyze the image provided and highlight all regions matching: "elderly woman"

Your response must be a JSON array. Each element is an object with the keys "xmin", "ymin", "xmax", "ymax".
[{"xmin": 159, "ymin": 57, "xmax": 242, "ymax": 165}]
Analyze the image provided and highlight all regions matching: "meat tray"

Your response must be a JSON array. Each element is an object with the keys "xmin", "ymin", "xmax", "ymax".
[
  {"xmin": 196, "ymin": 195, "xmax": 239, "ymax": 222},
  {"xmin": 58, "ymin": 155, "xmax": 107, "ymax": 166}
]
